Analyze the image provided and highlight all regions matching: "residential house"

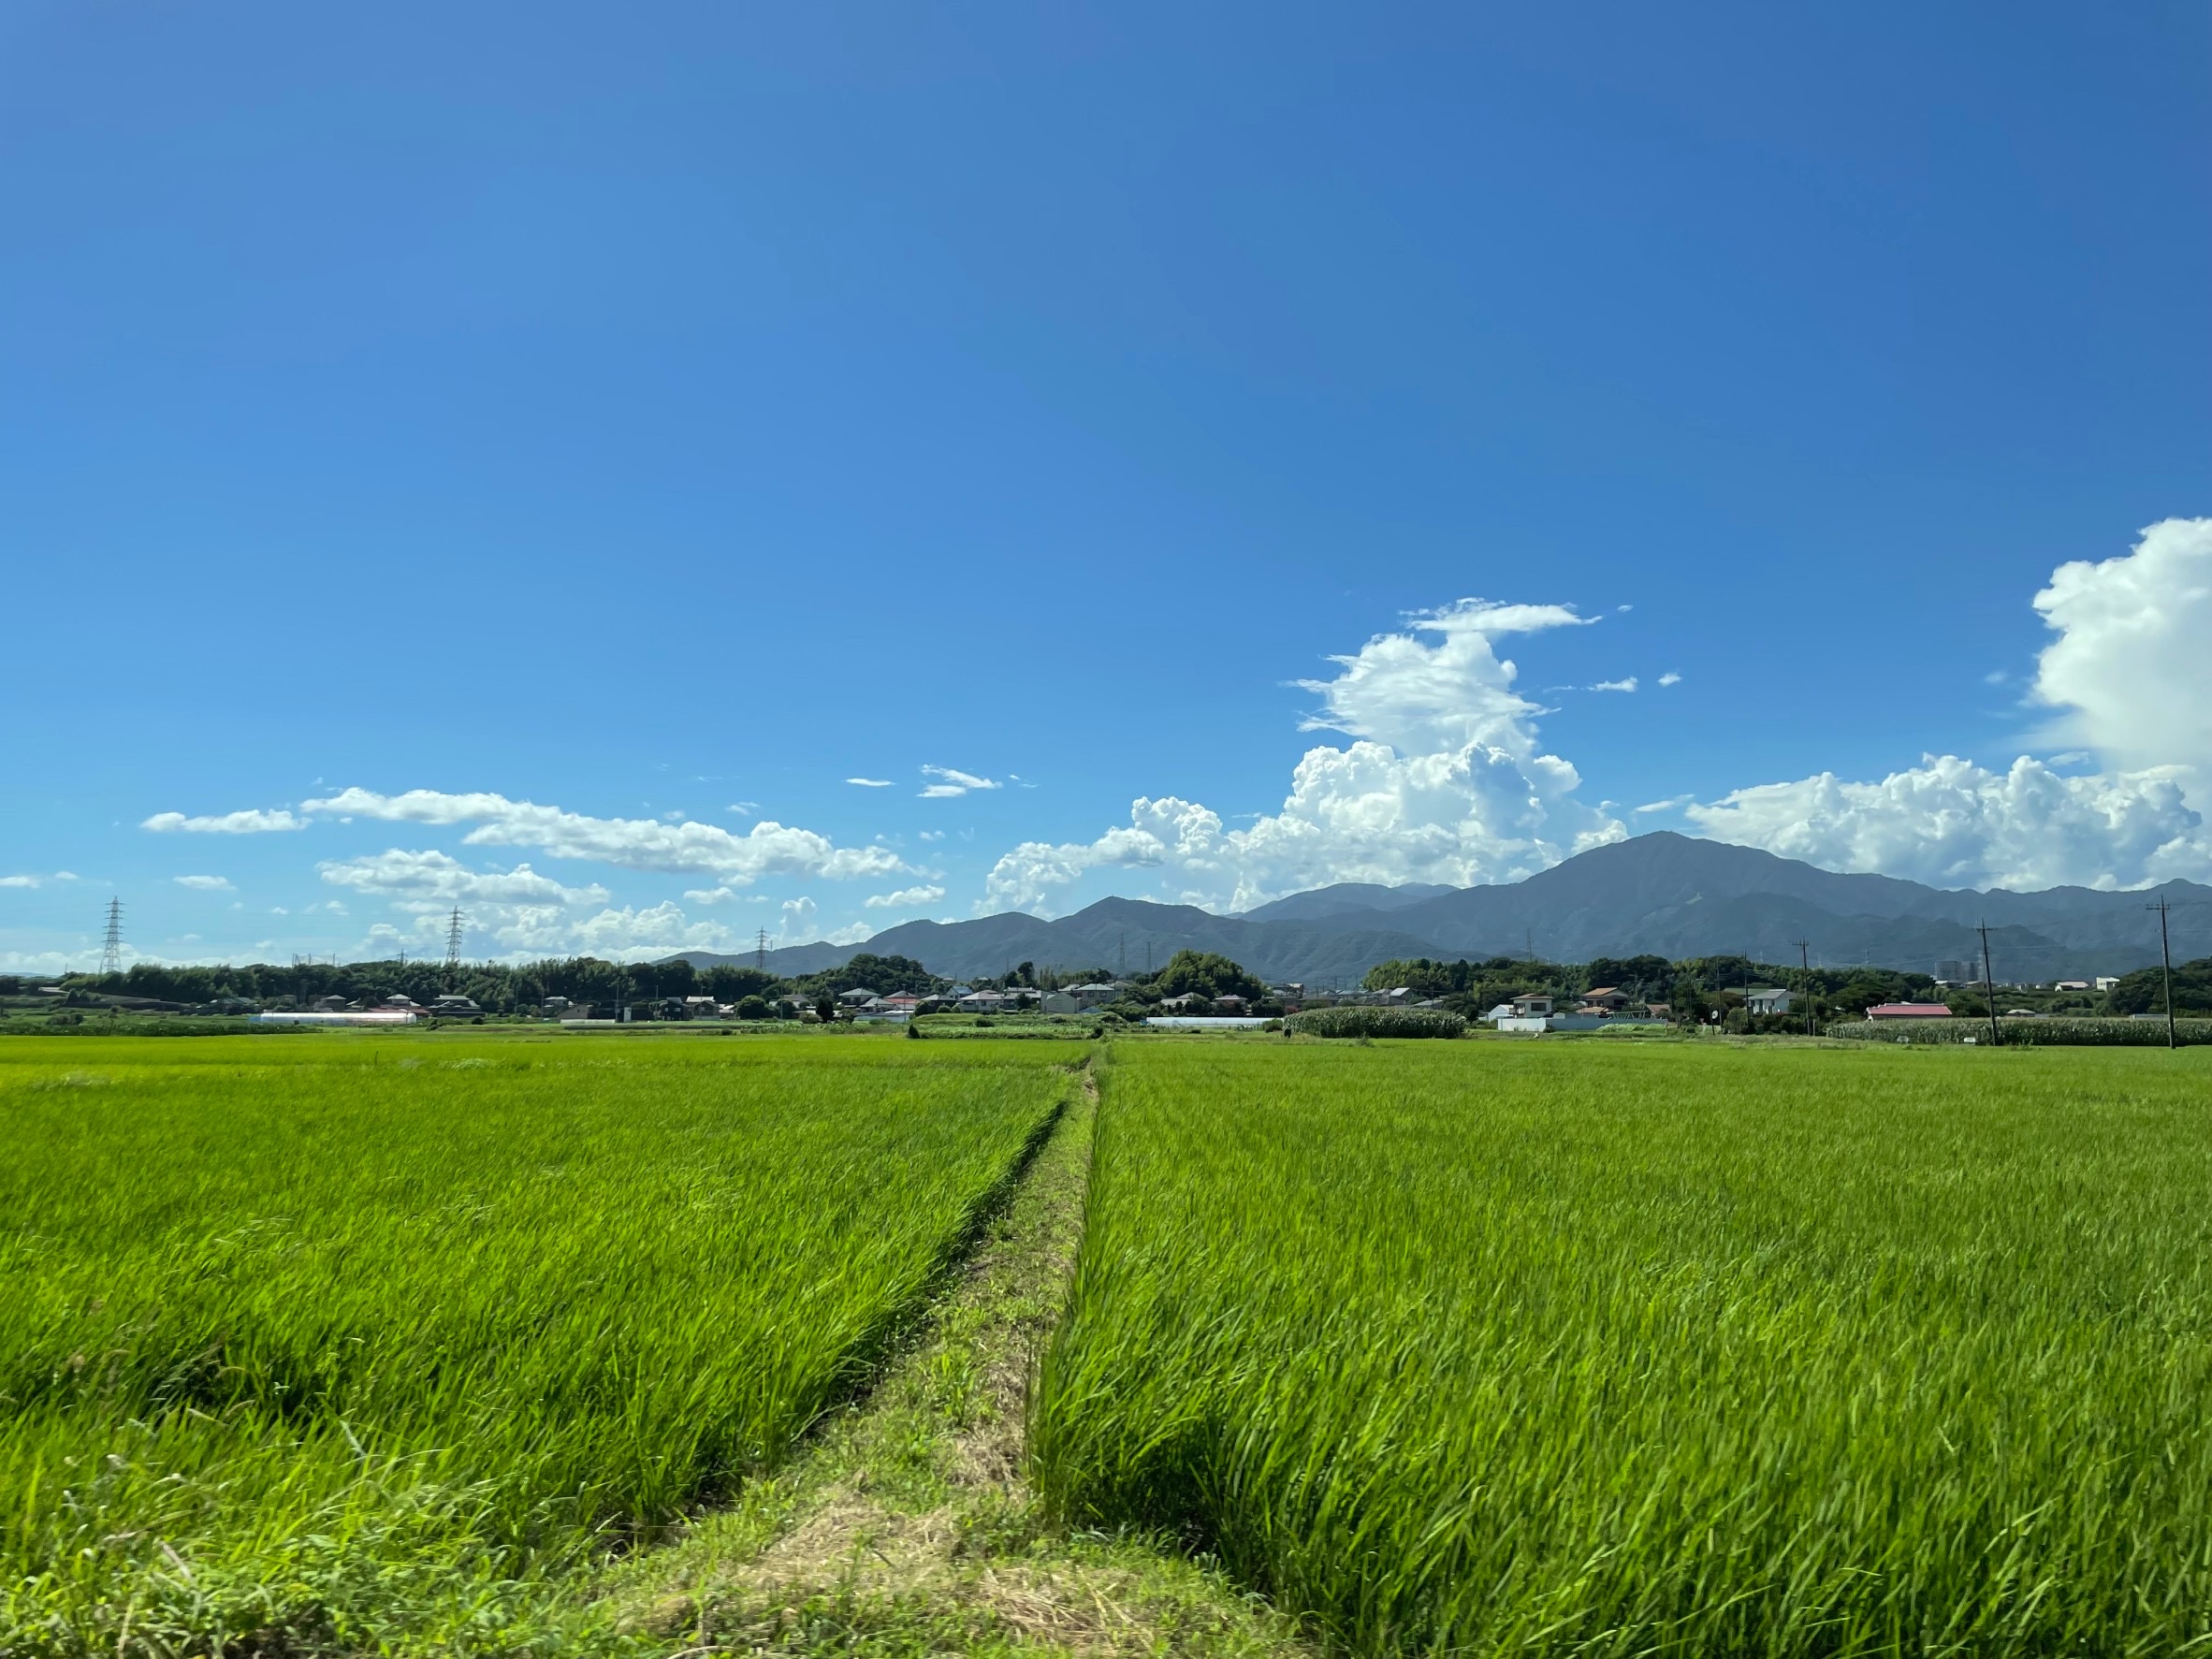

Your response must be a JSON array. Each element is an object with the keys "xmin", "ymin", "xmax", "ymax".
[
  {"xmin": 1579, "ymin": 986, "xmax": 1633, "ymax": 1012},
  {"xmin": 837, "ymin": 987, "xmax": 879, "ymax": 1007},
  {"xmin": 1068, "ymin": 982, "xmax": 1125, "ymax": 1011},
  {"xmin": 1509, "ymin": 993, "xmax": 1553, "ymax": 1018},
  {"xmin": 2095, "ymin": 977, "xmax": 2121, "ymax": 992},
  {"xmin": 1038, "ymin": 990, "xmax": 1079, "ymax": 1015},
  {"xmin": 2054, "ymin": 980, "xmax": 2090, "ymax": 993},
  {"xmin": 956, "ymin": 989, "xmax": 1020, "ymax": 1014},
  {"xmin": 1743, "ymin": 987, "xmax": 1792, "ymax": 1016}
]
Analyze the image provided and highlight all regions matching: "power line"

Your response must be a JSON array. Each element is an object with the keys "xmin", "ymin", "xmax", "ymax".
[{"xmin": 99, "ymin": 897, "xmax": 124, "ymax": 977}]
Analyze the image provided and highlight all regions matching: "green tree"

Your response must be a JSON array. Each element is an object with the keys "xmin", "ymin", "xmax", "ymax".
[
  {"xmin": 794, "ymin": 953, "xmax": 941, "ymax": 999},
  {"xmin": 1155, "ymin": 950, "xmax": 1264, "ymax": 1001},
  {"xmin": 702, "ymin": 965, "xmax": 782, "ymax": 1001}
]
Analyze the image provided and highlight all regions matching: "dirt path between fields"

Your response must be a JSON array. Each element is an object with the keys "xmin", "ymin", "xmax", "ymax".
[{"xmin": 604, "ymin": 1055, "xmax": 1302, "ymax": 1659}]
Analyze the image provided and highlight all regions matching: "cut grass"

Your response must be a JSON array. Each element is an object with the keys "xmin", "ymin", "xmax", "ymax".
[
  {"xmin": 1033, "ymin": 1040, "xmax": 2212, "ymax": 1657},
  {"xmin": 0, "ymin": 1033, "xmax": 1072, "ymax": 1655}
]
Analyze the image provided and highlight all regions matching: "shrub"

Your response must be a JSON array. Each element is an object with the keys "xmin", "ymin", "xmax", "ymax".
[
  {"xmin": 1826, "ymin": 1018, "xmax": 2212, "ymax": 1047},
  {"xmin": 1284, "ymin": 1006, "xmax": 1466, "ymax": 1040}
]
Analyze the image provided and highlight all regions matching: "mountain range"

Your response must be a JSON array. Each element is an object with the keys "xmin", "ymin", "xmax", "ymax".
[{"xmin": 673, "ymin": 832, "xmax": 2211, "ymax": 985}]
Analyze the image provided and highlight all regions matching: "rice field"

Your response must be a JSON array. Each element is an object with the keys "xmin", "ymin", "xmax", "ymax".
[
  {"xmin": 1032, "ymin": 1040, "xmax": 2212, "ymax": 1656},
  {"xmin": 0, "ymin": 1033, "xmax": 1073, "ymax": 1654}
]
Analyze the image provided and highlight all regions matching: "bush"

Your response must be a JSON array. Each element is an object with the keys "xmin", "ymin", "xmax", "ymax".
[
  {"xmin": 1284, "ymin": 1007, "xmax": 1467, "ymax": 1040},
  {"xmin": 1826, "ymin": 1018, "xmax": 2212, "ymax": 1047}
]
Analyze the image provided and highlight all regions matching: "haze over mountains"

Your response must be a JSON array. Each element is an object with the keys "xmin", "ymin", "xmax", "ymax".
[{"xmin": 676, "ymin": 833, "xmax": 2211, "ymax": 985}]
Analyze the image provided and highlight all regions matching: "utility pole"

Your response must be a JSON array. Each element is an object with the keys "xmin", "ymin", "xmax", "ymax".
[
  {"xmin": 99, "ymin": 897, "xmax": 124, "ymax": 978},
  {"xmin": 2147, "ymin": 897, "xmax": 2177, "ymax": 1051},
  {"xmin": 1525, "ymin": 927, "xmax": 1535, "ymax": 964},
  {"xmin": 1795, "ymin": 939, "xmax": 1814, "ymax": 1037},
  {"xmin": 1977, "ymin": 920, "xmax": 2001, "ymax": 1048}
]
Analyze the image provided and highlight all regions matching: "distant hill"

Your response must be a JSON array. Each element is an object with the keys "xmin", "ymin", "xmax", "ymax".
[
  {"xmin": 663, "ymin": 833, "xmax": 2210, "ymax": 983},
  {"xmin": 669, "ymin": 940, "xmax": 857, "ymax": 977},
  {"xmin": 1240, "ymin": 881, "xmax": 1454, "ymax": 922},
  {"xmin": 856, "ymin": 895, "xmax": 1448, "ymax": 986},
  {"xmin": 1324, "ymin": 833, "xmax": 2209, "ymax": 975}
]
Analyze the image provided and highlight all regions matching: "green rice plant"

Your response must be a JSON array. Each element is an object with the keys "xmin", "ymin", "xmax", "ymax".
[
  {"xmin": 1281, "ymin": 1006, "xmax": 1466, "ymax": 1039},
  {"xmin": 0, "ymin": 1033, "xmax": 1071, "ymax": 1654},
  {"xmin": 1032, "ymin": 1041, "xmax": 2212, "ymax": 1656}
]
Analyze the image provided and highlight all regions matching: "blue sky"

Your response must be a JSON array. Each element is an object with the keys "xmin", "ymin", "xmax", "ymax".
[{"xmin": 4, "ymin": 1, "xmax": 2207, "ymax": 968}]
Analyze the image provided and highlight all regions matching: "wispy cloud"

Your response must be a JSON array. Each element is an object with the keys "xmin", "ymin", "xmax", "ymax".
[
  {"xmin": 920, "ymin": 765, "xmax": 1001, "ymax": 798},
  {"xmin": 1588, "ymin": 677, "xmax": 1638, "ymax": 693},
  {"xmin": 1657, "ymin": 672, "xmax": 1681, "ymax": 688},
  {"xmin": 142, "ymin": 808, "xmax": 306, "ymax": 834},
  {"xmin": 845, "ymin": 779, "xmax": 893, "ymax": 788},
  {"xmin": 865, "ymin": 883, "xmax": 948, "ymax": 909},
  {"xmin": 174, "ymin": 874, "xmax": 235, "ymax": 891},
  {"xmin": 1634, "ymin": 795, "xmax": 1695, "ymax": 814},
  {"xmin": 291, "ymin": 787, "xmax": 905, "ymax": 884}
]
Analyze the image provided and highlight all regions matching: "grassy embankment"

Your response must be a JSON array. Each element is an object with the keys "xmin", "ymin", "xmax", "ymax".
[
  {"xmin": 1033, "ymin": 1039, "xmax": 2212, "ymax": 1656},
  {"xmin": 0, "ymin": 1033, "xmax": 1070, "ymax": 1653}
]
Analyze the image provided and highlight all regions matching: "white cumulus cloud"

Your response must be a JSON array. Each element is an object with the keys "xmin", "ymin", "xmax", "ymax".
[
  {"xmin": 2030, "ymin": 517, "xmax": 2212, "ymax": 773},
  {"xmin": 1689, "ymin": 520, "xmax": 2212, "ymax": 889},
  {"xmin": 866, "ymin": 884, "xmax": 947, "ymax": 909},
  {"xmin": 297, "ymin": 787, "xmax": 904, "ymax": 884},
  {"xmin": 317, "ymin": 849, "xmax": 610, "ymax": 912},
  {"xmin": 142, "ymin": 808, "xmax": 306, "ymax": 834},
  {"xmin": 1589, "ymin": 677, "xmax": 1637, "ymax": 693},
  {"xmin": 0, "ymin": 876, "xmax": 40, "ymax": 889},
  {"xmin": 984, "ymin": 599, "xmax": 1623, "ymax": 914},
  {"xmin": 1687, "ymin": 754, "xmax": 2206, "ymax": 890},
  {"xmin": 174, "ymin": 875, "xmax": 235, "ymax": 891}
]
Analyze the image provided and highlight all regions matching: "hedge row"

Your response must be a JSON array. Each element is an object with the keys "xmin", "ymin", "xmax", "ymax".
[
  {"xmin": 1285, "ymin": 1006, "xmax": 1468, "ymax": 1040},
  {"xmin": 1826, "ymin": 1017, "xmax": 2212, "ymax": 1047}
]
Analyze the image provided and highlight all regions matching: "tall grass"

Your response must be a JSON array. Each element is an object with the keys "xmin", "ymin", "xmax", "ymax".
[
  {"xmin": 0, "ymin": 1033, "xmax": 1070, "ymax": 1654},
  {"xmin": 1032, "ymin": 1041, "xmax": 2212, "ymax": 1656}
]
